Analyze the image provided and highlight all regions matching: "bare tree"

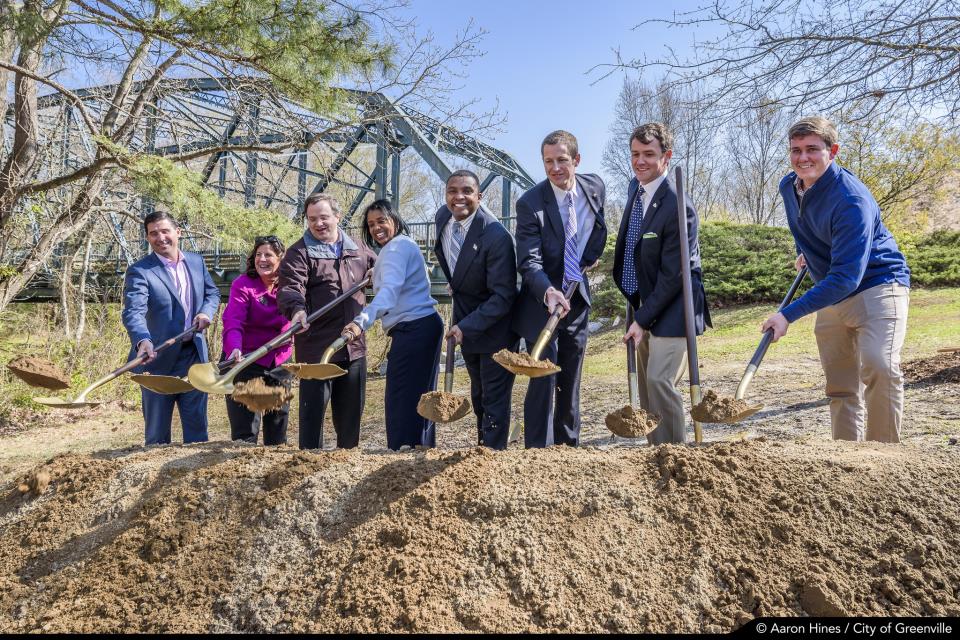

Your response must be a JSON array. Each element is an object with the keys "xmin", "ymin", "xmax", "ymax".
[
  {"xmin": 0, "ymin": 0, "xmax": 492, "ymax": 313},
  {"xmin": 602, "ymin": 76, "xmax": 722, "ymax": 219},
  {"xmin": 604, "ymin": 0, "xmax": 960, "ymax": 123},
  {"xmin": 722, "ymin": 100, "xmax": 793, "ymax": 225}
]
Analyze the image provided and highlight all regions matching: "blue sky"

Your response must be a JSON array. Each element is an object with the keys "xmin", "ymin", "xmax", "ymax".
[{"xmin": 403, "ymin": 0, "xmax": 712, "ymax": 183}]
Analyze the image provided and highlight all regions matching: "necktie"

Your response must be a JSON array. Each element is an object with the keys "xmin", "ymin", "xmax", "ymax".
[
  {"xmin": 622, "ymin": 185, "xmax": 646, "ymax": 296},
  {"xmin": 562, "ymin": 192, "xmax": 582, "ymax": 287},
  {"xmin": 450, "ymin": 221, "xmax": 464, "ymax": 270}
]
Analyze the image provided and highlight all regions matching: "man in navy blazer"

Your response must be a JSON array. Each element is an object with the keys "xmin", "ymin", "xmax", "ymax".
[
  {"xmin": 513, "ymin": 130, "xmax": 607, "ymax": 448},
  {"xmin": 122, "ymin": 211, "xmax": 221, "ymax": 445},
  {"xmin": 435, "ymin": 170, "xmax": 519, "ymax": 450},
  {"xmin": 613, "ymin": 123, "xmax": 711, "ymax": 444}
]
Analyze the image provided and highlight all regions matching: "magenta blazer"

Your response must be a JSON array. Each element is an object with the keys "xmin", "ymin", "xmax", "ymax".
[{"xmin": 222, "ymin": 274, "xmax": 292, "ymax": 368}]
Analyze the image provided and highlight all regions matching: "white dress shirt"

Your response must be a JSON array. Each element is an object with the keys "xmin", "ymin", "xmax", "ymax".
[
  {"xmin": 440, "ymin": 208, "xmax": 478, "ymax": 274},
  {"xmin": 550, "ymin": 179, "xmax": 596, "ymax": 260}
]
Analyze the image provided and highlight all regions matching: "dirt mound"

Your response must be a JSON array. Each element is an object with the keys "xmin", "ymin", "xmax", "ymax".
[
  {"xmin": 1, "ymin": 440, "xmax": 959, "ymax": 632},
  {"xmin": 903, "ymin": 351, "xmax": 960, "ymax": 385},
  {"xmin": 6, "ymin": 357, "xmax": 70, "ymax": 390},
  {"xmin": 492, "ymin": 349, "xmax": 558, "ymax": 374}
]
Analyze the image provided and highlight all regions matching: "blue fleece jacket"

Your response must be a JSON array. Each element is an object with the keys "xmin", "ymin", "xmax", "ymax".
[{"xmin": 780, "ymin": 161, "xmax": 910, "ymax": 323}]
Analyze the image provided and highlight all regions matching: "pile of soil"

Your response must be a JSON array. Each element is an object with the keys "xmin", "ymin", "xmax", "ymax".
[
  {"xmin": 605, "ymin": 405, "xmax": 658, "ymax": 438},
  {"xmin": 1, "ymin": 439, "xmax": 958, "ymax": 632},
  {"xmin": 417, "ymin": 391, "xmax": 471, "ymax": 423},
  {"xmin": 6, "ymin": 357, "xmax": 70, "ymax": 390},
  {"xmin": 492, "ymin": 350, "xmax": 559, "ymax": 373},
  {"xmin": 903, "ymin": 350, "xmax": 960, "ymax": 385},
  {"xmin": 691, "ymin": 390, "xmax": 756, "ymax": 423},
  {"xmin": 230, "ymin": 379, "xmax": 293, "ymax": 413}
]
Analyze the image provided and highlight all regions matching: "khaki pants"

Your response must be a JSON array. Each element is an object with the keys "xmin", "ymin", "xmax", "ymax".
[
  {"xmin": 637, "ymin": 333, "xmax": 688, "ymax": 444},
  {"xmin": 814, "ymin": 283, "xmax": 909, "ymax": 443}
]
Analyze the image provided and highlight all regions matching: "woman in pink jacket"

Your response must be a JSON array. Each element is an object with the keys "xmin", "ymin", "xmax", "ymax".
[{"xmin": 221, "ymin": 236, "xmax": 293, "ymax": 445}]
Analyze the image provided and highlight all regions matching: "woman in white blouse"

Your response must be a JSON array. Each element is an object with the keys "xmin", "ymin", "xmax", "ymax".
[{"xmin": 342, "ymin": 200, "xmax": 443, "ymax": 450}]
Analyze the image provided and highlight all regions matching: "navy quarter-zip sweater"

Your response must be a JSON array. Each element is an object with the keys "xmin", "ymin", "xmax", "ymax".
[{"xmin": 779, "ymin": 161, "xmax": 910, "ymax": 323}]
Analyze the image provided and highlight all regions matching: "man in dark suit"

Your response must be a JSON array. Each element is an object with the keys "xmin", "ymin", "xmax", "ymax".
[
  {"xmin": 613, "ymin": 122, "xmax": 711, "ymax": 444},
  {"xmin": 122, "ymin": 211, "xmax": 221, "ymax": 445},
  {"xmin": 434, "ymin": 170, "xmax": 519, "ymax": 450},
  {"xmin": 513, "ymin": 130, "xmax": 607, "ymax": 448}
]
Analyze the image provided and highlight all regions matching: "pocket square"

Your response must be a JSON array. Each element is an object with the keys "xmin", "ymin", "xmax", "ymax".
[{"xmin": 642, "ymin": 232, "xmax": 658, "ymax": 239}]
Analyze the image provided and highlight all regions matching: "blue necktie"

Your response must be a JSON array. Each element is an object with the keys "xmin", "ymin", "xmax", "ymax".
[
  {"xmin": 622, "ymin": 185, "xmax": 646, "ymax": 296},
  {"xmin": 450, "ymin": 221, "xmax": 464, "ymax": 270},
  {"xmin": 562, "ymin": 192, "xmax": 582, "ymax": 287}
]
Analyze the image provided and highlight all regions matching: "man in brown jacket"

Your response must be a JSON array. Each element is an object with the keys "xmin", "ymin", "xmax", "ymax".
[{"xmin": 278, "ymin": 193, "xmax": 377, "ymax": 449}]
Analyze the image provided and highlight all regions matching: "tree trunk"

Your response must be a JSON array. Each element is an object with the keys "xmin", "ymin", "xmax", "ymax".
[
  {"xmin": 76, "ymin": 231, "xmax": 93, "ymax": 339},
  {"xmin": 0, "ymin": 173, "xmax": 103, "ymax": 313}
]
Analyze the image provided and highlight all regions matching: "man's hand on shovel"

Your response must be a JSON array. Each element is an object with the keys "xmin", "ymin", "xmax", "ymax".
[
  {"xmin": 761, "ymin": 312, "xmax": 790, "ymax": 342},
  {"xmin": 544, "ymin": 287, "xmax": 571, "ymax": 319},
  {"xmin": 291, "ymin": 310, "xmax": 310, "ymax": 334},
  {"xmin": 446, "ymin": 325, "xmax": 463, "ymax": 345},
  {"xmin": 623, "ymin": 320, "xmax": 644, "ymax": 345}
]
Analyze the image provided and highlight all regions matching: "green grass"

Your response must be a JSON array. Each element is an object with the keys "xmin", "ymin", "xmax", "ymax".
[{"xmin": 583, "ymin": 286, "xmax": 960, "ymax": 376}]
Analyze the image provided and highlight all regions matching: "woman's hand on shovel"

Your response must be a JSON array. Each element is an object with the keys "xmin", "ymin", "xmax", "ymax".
[{"xmin": 341, "ymin": 322, "xmax": 362, "ymax": 342}]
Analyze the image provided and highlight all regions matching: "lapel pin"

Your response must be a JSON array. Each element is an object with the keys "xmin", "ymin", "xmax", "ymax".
[
  {"xmin": 652, "ymin": 202, "xmax": 658, "ymax": 209},
  {"xmin": 472, "ymin": 244, "xmax": 477, "ymax": 251}
]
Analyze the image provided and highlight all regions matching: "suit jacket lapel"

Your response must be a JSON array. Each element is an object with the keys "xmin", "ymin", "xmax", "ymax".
[
  {"xmin": 576, "ymin": 174, "xmax": 603, "ymax": 217},
  {"xmin": 187, "ymin": 252, "xmax": 201, "ymax": 319},
  {"xmin": 149, "ymin": 253, "xmax": 185, "ymax": 313},
  {"xmin": 435, "ymin": 208, "xmax": 452, "ymax": 280},
  {"xmin": 451, "ymin": 210, "xmax": 485, "ymax": 288},
  {"xmin": 639, "ymin": 178, "xmax": 671, "ymax": 236},
  {"xmin": 542, "ymin": 181, "xmax": 564, "ymax": 240}
]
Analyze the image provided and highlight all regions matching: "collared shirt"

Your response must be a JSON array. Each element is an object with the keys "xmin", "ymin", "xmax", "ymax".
[
  {"xmin": 794, "ymin": 175, "xmax": 808, "ymax": 201},
  {"xmin": 303, "ymin": 228, "xmax": 344, "ymax": 259},
  {"xmin": 441, "ymin": 208, "xmax": 478, "ymax": 273},
  {"xmin": 637, "ymin": 173, "xmax": 668, "ymax": 215},
  {"xmin": 156, "ymin": 251, "xmax": 193, "ymax": 331},
  {"xmin": 550, "ymin": 179, "xmax": 596, "ymax": 260}
]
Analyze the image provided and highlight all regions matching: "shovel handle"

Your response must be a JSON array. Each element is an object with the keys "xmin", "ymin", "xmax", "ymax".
[
  {"xmin": 531, "ymin": 281, "xmax": 580, "ymax": 360},
  {"xmin": 263, "ymin": 277, "xmax": 371, "ymax": 354},
  {"xmin": 626, "ymin": 305, "xmax": 639, "ymax": 408},
  {"xmin": 736, "ymin": 267, "xmax": 809, "ymax": 399},
  {"xmin": 444, "ymin": 335, "xmax": 456, "ymax": 393},
  {"xmin": 128, "ymin": 323, "xmax": 199, "ymax": 372}
]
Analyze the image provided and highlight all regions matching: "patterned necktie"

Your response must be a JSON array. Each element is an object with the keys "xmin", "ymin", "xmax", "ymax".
[
  {"xmin": 450, "ymin": 221, "xmax": 464, "ymax": 270},
  {"xmin": 562, "ymin": 192, "xmax": 582, "ymax": 287},
  {"xmin": 622, "ymin": 185, "xmax": 646, "ymax": 296}
]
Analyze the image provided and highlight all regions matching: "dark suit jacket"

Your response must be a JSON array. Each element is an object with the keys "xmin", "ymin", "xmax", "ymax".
[
  {"xmin": 434, "ymin": 205, "xmax": 517, "ymax": 354},
  {"xmin": 612, "ymin": 175, "xmax": 711, "ymax": 337},
  {"xmin": 512, "ymin": 173, "xmax": 607, "ymax": 342},
  {"xmin": 122, "ymin": 251, "xmax": 221, "ymax": 374}
]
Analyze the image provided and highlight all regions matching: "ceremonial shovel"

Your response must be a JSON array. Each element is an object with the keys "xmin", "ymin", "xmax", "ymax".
[
  {"xmin": 188, "ymin": 278, "xmax": 370, "ymax": 394},
  {"xmin": 35, "ymin": 324, "xmax": 198, "ymax": 408},
  {"xmin": 417, "ymin": 335, "xmax": 472, "ymax": 423},
  {"xmin": 493, "ymin": 281, "xmax": 579, "ymax": 377}
]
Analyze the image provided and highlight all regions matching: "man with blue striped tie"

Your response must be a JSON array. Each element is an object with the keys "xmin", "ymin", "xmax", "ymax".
[
  {"xmin": 513, "ymin": 130, "xmax": 608, "ymax": 448},
  {"xmin": 613, "ymin": 123, "xmax": 711, "ymax": 444}
]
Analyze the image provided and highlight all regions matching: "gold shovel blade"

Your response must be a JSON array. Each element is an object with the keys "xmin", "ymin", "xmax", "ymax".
[
  {"xmin": 716, "ymin": 404, "xmax": 764, "ymax": 424},
  {"xmin": 286, "ymin": 363, "xmax": 347, "ymax": 380},
  {"xmin": 491, "ymin": 351, "xmax": 560, "ymax": 378},
  {"xmin": 33, "ymin": 396, "xmax": 100, "ymax": 409},
  {"xmin": 187, "ymin": 362, "xmax": 235, "ymax": 394},
  {"xmin": 130, "ymin": 374, "xmax": 195, "ymax": 394}
]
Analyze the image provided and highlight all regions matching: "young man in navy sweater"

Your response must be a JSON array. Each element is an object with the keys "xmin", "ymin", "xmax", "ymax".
[{"xmin": 761, "ymin": 116, "xmax": 911, "ymax": 443}]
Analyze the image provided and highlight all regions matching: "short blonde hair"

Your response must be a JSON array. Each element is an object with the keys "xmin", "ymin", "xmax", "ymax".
[{"xmin": 788, "ymin": 116, "xmax": 838, "ymax": 147}]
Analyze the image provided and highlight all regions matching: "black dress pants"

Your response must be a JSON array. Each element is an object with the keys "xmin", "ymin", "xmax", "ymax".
[
  {"xmin": 384, "ymin": 312, "xmax": 443, "ymax": 450},
  {"xmin": 298, "ymin": 356, "xmax": 366, "ymax": 449},
  {"xmin": 224, "ymin": 362, "xmax": 290, "ymax": 446},
  {"xmin": 523, "ymin": 301, "xmax": 589, "ymax": 448},
  {"xmin": 463, "ymin": 346, "xmax": 517, "ymax": 451}
]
